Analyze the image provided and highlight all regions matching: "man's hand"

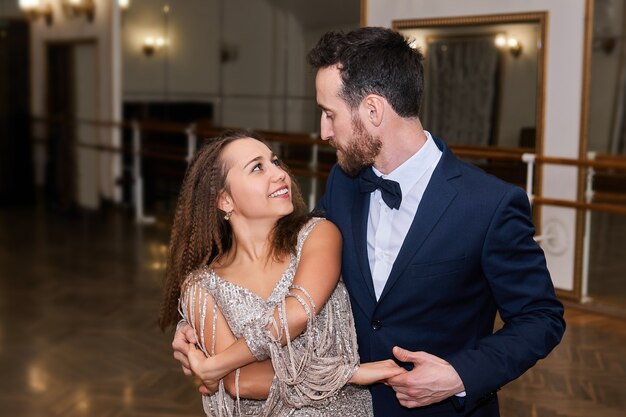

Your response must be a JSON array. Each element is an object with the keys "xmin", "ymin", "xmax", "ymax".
[
  {"xmin": 387, "ymin": 346, "xmax": 465, "ymax": 408},
  {"xmin": 172, "ymin": 322, "xmax": 197, "ymax": 376}
]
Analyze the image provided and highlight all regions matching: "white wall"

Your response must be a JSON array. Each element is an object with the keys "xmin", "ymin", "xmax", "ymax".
[{"xmin": 367, "ymin": 0, "xmax": 588, "ymax": 293}]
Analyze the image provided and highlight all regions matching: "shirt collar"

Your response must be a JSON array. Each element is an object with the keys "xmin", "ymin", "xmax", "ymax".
[{"xmin": 372, "ymin": 131, "xmax": 441, "ymax": 196}]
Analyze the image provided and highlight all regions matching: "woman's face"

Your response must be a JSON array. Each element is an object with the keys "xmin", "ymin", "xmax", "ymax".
[{"xmin": 219, "ymin": 138, "xmax": 294, "ymax": 221}]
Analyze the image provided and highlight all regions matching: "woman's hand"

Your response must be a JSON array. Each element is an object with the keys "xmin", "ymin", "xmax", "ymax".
[
  {"xmin": 349, "ymin": 359, "xmax": 408, "ymax": 386},
  {"xmin": 172, "ymin": 323, "xmax": 197, "ymax": 376},
  {"xmin": 187, "ymin": 343, "xmax": 229, "ymax": 394}
]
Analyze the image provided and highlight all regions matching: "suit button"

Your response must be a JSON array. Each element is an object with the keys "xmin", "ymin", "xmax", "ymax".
[{"xmin": 371, "ymin": 320, "xmax": 382, "ymax": 330}]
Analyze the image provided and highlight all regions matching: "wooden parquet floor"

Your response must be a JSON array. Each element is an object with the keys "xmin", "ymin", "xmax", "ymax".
[{"xmin": 0, "ymin": 204, "xmax": 625, "ymax": 417}]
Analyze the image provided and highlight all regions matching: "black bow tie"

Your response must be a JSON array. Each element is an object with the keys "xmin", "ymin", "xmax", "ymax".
[{"xmin": 358, "ymin": 168, "xmax": 402, "ymax": 210}]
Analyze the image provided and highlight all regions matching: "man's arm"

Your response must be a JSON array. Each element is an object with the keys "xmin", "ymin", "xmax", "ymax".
[
  {"xmin": 388, "ymin": 187, "xmax": 564, "ymax": 410},
  {"xmin": 446, "ymin": 187, "xmax": 564, "ymax": 407}
]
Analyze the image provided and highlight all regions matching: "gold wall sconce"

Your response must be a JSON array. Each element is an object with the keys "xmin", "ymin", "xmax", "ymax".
[
  {"xmin": 495, "ymin": 34, "xmax": 522, "ymax": 57},
  {"xmin": 142, "ymin": 36, "xmax": 166, "ymax": 57},
  {"xmin": 19, "ymin": 0, "xmax": 53, "ymax": 25},
  {"xmin": 62, "ymin": 0, "xmax": 96, "ymax": 22}
]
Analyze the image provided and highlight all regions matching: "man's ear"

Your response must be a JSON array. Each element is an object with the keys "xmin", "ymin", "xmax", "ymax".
[
  {"xmin": 217, "ymin": 190, "xmax": 233, "ymax": 213},
  {"xmin": 362, "ymin": 94, "xmax": 385, "ymax": 127}
]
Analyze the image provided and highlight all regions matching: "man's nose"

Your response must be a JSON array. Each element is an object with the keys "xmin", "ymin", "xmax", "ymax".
[{"xmin": 320, "ymin": 115, "xmax": 333, "ymax": 141}]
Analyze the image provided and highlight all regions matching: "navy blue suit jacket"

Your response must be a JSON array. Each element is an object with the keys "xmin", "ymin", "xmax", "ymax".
[{"xmin": 317, "ymin": 137, "xmax": 565, "ymax": 416}]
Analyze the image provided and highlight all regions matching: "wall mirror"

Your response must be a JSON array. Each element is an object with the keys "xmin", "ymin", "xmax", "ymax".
[
  {"xmin": 583, "ymin": 0, "xmax": 626, "ymax": 308},
  {"xmin": 393, "ymin": 13, "xmax": 546, "ymax": 154},
  {"xmin": 586, "ymin": 0, "xmax": 626, "ymax": 155}
]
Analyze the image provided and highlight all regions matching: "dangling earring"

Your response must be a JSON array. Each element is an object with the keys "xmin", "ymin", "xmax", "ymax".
[{"xmin": 224, "ymin": 210, "xmax": 233, "ymax": 221}]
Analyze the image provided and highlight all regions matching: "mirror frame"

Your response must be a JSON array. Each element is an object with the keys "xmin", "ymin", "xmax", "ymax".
[{"xmin": 393, "ymin": 12, "xmax": 548, "ymax": 196}]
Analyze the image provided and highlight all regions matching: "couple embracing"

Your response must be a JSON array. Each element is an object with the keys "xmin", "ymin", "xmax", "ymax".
[{"xmin": 159, "ymin": 27, "xmax": 565, "ymax": 417}]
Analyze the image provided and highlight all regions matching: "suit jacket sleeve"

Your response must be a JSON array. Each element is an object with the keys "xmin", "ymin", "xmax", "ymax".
[{"xmin": 446, "ymin": 186, "xmax": 565, "ymax": 410}]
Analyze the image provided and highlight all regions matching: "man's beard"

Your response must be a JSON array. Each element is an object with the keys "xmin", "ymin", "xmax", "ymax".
[{"xmin": 330, "ymin": 115, "xmax": 382, "ymax": 177}]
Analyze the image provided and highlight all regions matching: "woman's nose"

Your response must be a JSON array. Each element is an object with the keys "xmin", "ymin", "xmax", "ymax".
[{"xmin": 271, "ymin": 165, "xmax": 286, "ymax": 181}]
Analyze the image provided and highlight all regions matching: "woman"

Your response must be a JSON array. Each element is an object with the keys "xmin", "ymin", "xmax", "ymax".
[{"xmin": 159, "ymin": 129, "xmax": 404, "ymax": 416}]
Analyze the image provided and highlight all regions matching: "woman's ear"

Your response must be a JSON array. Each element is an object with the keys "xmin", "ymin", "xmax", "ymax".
[{"xmin": 217, "ymin": 190, "xmax": 233, "ymax": 213}]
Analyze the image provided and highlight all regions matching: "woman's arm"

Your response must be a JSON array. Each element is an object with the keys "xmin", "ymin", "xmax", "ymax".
[
  {"xmin": 180, "ymin": 278, "xmax": 275, "ymax": 399},
  {"xmin": 261, "ymin": 219, "xmax": 343, "ymax": 342},
  {"xmin": 186, "ymin": 219, "xmax": 343, "ymax": 386},
  {"xmin": 348, "ymin": 359, "xmax": 408, "ymax": 385}
]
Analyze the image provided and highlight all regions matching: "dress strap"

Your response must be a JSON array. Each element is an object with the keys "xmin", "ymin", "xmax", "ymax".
[{"xmin": 295, "ymin": 217, "xmax": 325, "ymax": 259}]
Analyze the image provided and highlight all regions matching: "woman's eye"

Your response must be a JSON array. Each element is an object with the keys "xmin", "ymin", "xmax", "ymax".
[
  {"xmin": 272, "ymin": 159, "xmax": 280, "ymax": 166},
  {"xmin": 252, "ymin": 163, "xmax": 262, "ymax": 172}
]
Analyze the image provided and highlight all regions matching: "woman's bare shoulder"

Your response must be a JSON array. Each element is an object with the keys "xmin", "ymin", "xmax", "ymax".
[
  {"xmin": 300, "ymin": 218, "xmax": 341, "ymax": 251},
  {"xmin": 309, "ymin": 217, "xmax": 340, "ymax": 236}
]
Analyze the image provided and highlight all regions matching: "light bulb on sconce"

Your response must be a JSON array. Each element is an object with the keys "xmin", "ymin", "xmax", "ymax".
[
  {"xmin": 119, "ymin": 0, "xmax": 130, "ymax": 11},
  {"xmin": 495, "ymin": 34, "xmax": 507, "ymax": 48},
  {"xmin": 495, "ymin": 34, "xmax": 522, "ymax": 57},
  {"xmin": 507, "ymin": 37, "xmax": 522, "ymax": 57},
  {"xmin": 143, "ymin": 36, "xmax": 166, "ymax": 57},
  {"xmin": 19, "ymin": 0, "xmax": 53, "ymax": 25}
]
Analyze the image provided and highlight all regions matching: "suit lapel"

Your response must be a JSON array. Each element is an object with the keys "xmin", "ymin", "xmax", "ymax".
[{"xmin": 378, "ymin": 138, "xmax": 461, "ymax": 303}]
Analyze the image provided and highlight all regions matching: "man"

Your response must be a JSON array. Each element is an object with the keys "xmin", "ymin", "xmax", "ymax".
[{"xmin": 173, "ymin": 27, "xmax": 565, "ymax": 416}]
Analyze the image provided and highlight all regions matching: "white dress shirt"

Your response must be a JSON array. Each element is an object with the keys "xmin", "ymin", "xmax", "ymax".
[{"xmin": 366, "ymin": 131, "xmax": 442, "ymax": 300}]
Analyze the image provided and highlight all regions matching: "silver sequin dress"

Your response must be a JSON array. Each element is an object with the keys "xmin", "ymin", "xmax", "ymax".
[{"xmin": 179, "ymin": 218, "xmax": 373, "ymax": 417}]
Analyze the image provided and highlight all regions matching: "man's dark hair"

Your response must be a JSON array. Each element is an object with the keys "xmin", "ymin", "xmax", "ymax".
[{"xmin": 307, "ymin": 26, "xmax": 424, "ymax": 118}]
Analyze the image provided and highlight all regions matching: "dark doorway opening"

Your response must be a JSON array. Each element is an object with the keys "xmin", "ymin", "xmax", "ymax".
[
  {"xmin": 45, "ymin": 42, "xmax": 77, "ymax": 212},
  {"xmin": 0, "ymin": 19, "xmax": 33, "ymax": 205}
]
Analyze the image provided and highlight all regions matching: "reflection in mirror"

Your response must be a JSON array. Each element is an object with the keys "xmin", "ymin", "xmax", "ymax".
[
  {"xmin": 394, "ymin": 14, "xmax": 545, "ymax": 151},
  {"xmin": 585, "ymin": 0, "xmax": 626, "ymax": 310},
  {"xmin": 120, "ymin": 0, "xmax": 359, "ymax": 133},
  {"xmin": 119, "ymin": 0, "xmax": 360, "ymax": 212},
  {"xmin": 588, "ymin": 0, "xmax": 626, "ymax": 154}
]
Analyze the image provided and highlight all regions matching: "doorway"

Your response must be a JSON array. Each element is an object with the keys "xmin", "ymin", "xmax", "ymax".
[
  {"xmin": 45, "ymin": 40, "xmax": 99, "ymax": 212},
  {"xmin": 0, "ymin": 19, "xmax": 32, "ymax": 205}
]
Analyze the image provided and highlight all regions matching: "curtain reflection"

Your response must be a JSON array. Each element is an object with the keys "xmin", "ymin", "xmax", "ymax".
[{"xmin": 423, "ymin": 37, "xmax": 499, "ymax": 146}]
